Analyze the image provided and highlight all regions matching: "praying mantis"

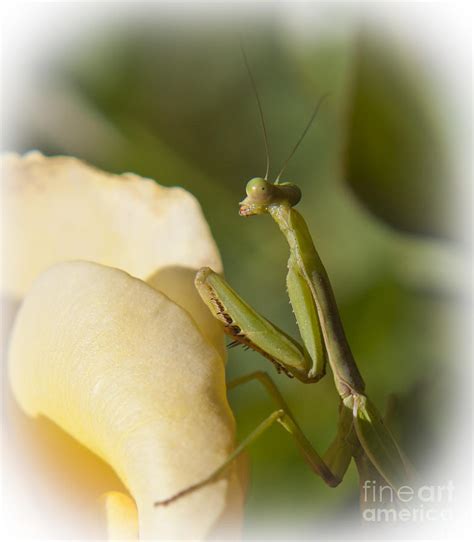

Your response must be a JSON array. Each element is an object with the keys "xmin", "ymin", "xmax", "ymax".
[{"xmin": 155, "ymin": 49, "xmax": 413, "ymax": 509}]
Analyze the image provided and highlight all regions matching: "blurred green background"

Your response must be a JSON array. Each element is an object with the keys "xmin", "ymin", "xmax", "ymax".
[{"xmin": 7, "ymin": 8, "xmax": 467, "ymax": 537}]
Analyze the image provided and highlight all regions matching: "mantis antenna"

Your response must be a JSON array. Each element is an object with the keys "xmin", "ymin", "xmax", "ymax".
[
  {"xmin": 240, "ymin": 42, "xmax": 271, "ymax": 180},
  {"xmin": 274, "ymin": 93, "xmax": 330, "ymax": 183}
]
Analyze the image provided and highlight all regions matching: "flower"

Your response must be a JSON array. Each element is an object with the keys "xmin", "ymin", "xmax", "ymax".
[{"xmin": 2, "ymin": 152, "xmax": 245, "ymax": 539}]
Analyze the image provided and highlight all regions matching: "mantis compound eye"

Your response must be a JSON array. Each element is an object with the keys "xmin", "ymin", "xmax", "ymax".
[
  {"xmin": 245, "ymin": 178, "xmax": 275, "ymax": 203},
  {"xmin": 277, "ymin": 182, "xmax": 302, "ymax": 207}
]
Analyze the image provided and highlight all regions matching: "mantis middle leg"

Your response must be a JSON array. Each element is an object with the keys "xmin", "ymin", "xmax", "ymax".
[{"xmin": 154, "ymin": 371, "xmax": 358, "ymax": 507}]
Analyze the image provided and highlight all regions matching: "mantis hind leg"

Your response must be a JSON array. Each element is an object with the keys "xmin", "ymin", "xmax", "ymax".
[{"xmin": 154, "ymin": 371, "xmax": 358, "ymax": 507}]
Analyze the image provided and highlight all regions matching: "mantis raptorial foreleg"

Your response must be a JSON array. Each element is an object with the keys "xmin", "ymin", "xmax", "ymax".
[{"xmin": 195, "ymin": 267, "xmax": 326, "ymax": 383}]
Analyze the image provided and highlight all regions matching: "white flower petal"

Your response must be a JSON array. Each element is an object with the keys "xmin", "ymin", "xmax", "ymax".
[
  {"xmin": 1, "ymin": 152, "xmax": 222, "ymax": 299},
  {"xmin": 103, "ymin": 491, "xmax": 139, "ymax": 540},
  {"xmin": 146, "ymin": 266, "xmax": 226, "ymax": 360},
  {"xmin": 9, "ymin": 261, "xmax": 242, "ymax": 539}
]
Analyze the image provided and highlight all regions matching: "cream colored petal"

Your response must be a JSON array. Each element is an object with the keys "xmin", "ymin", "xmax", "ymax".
[
  {"xmin": 146, "ymin": 266, "xmax": 225, "ymax": 360},
  {"xmin": 8, "ymin": 261, "xmax": 242, "ymax": 540},
  {"xmin": 104, "ymin": 492, "xmax": 139, "ymax": 540},
  {"xmin": 1, "ymin": 152, "xmax": 222, "ymax": 299}
]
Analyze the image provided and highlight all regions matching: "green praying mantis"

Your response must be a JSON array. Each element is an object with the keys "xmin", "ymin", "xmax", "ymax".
[{"xmin": 155, "ymin": 49, "xmax": 413, "ymax": 508}]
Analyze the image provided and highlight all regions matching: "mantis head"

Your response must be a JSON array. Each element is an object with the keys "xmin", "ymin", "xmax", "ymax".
[
  {"xmin": 238, "ymin": 47, "xmax": 327, "ymax": 218},
  {"xmin": 239, "ymin": 178, "xmax": 301, "ymax": 217}
]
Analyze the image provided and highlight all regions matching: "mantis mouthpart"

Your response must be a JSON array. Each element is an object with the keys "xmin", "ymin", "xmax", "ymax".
[{"xmin": 154, "ymin": 177, "xmax": 414, "ymax": 507}]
